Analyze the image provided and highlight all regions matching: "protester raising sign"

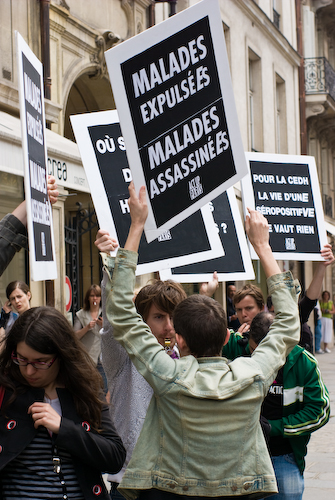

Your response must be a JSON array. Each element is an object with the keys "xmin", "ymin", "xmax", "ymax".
[
  {"xmin": 71, "ymin": 110, "xmax": 224, "ymax": 276},
  {"xmin": 242, "ymin": 152, "xmax": 327, "ymax": 260},
  {"xmin": 16, "ymin": 31, "xmax": 57, "ymax": 281},
  {"xmin": 104, "ymin": 0, "xmax": 247, "ymax": 242},
  {"xmin": 160, "ymin": 188, "xmax": 255, "ymax": 282}
]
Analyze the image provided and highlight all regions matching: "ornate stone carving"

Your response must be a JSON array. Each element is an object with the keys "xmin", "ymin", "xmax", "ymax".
[
  {"xmin": 59, "ymin": 0, "xmax": 70, "ymax": 10},
  {"xmin": 306, "ymin": 102, "xmax": 325, "ymax": 119},
  {"xmin": 121, "ymin": 0, "xmax": 152, "ymax": 39},
  {"xmin": 90, "ymin": 31, "xmax": 121, "ymax": 78},
  {"xmin": 121, "ymin": 0, "xmax": 135, "ymax": 39},
  {"xmin": 314, "ymin": 0, "xmax": 333, "ymax": 12}
]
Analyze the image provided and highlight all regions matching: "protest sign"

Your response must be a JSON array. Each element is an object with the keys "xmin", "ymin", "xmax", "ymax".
[
  {"xmin": 104, "ymin": 0, "xmax": 248, "ymax": 242},
  {"xmin": 70, "ymin": 110, "xmax": 224, "ymax": 275},
  {"xmin": 160, "ymin": 188, "xmax": 255, "ymax": 282},
  {"xmin": 16, "ymin": 31, "xmax": 57, "ymax": 281},
  {"xmin": 242, "ymin": 152, "xmax": 327, "ymax": 260}
]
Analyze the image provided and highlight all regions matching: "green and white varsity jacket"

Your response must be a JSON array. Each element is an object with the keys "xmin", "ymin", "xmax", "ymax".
[{"xmin": 223, "ymin": 336, "xmax": 330, "ymax": 473}]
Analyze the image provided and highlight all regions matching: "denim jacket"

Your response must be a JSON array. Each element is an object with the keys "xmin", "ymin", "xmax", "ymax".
[{"xmin": 105, "ymin": 249, "xmax": 300, "ymax": 500}]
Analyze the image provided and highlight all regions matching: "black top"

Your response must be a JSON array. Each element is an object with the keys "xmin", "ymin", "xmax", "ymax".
[{"xmin": 262, "ymin": 367, "xmax": 292, "ymax": 456}]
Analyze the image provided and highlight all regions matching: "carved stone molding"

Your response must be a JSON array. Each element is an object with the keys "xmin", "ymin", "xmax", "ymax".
[
  {"xmin": 306, "ymin": 102, "xmax": 325, "ymax": 118},
  {"xmin": 90, "ymin": 31, "xmax": 121, "ymax": 79},
  {"xmin": 121, "ymin": 0, "xmax": 135, "ymax": 40},
  {"xmin": 121, "ymin": 0, "xmax": 152, "ymax": 40},
  {"xmin": 312, "ymin": 116, "xmax": 335, "ymax": 143},
  {"xmin": 59, "ymin": 0, "xmax": 70, "ymax": 10},
  {"xmin": 314, "ymin": 0, "xmax": 333, "ymax": 12}
]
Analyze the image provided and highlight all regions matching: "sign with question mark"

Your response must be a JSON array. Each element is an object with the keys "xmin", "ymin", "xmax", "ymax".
[
  {"xmin": 221, "ymin": 222, "xmax": 227, "ymax": 234},
  {"xmin": 160, "ymin": 187, "xmax": 254, "ymax": 282},
  {"xmin": 71, "ymin": 109, "xmax": 224, "ymax": 276}
]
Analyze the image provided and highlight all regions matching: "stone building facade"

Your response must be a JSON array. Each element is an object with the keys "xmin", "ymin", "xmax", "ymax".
[
  {"xmin": 303, "ymin": 0, "xmax": 335, "ymax": 297},
  {"xmin": 2, "ymin": 0, "xmax": 331, "ymax": 319},
  {"xmin": 0, "ymin": 0, "xmax": 152, "ymax": 316}
]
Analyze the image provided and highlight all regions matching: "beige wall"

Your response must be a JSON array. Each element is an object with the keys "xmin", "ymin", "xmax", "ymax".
[{"xmin": 164, "ymin": 0, "xmax": 300, "ymax": 156}]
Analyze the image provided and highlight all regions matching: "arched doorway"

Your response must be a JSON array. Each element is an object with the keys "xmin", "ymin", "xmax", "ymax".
[
  {"xmin": 63, "ymin": 72, "xmax": 116, "ymax": 318},
  {"xmin": 64, "ymin": 73, "xmax": 115, "ymax": 142}
]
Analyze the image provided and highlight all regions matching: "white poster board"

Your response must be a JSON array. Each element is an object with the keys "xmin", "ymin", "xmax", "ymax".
[
  {"xmin": 160, "ymin": 188, "xmax": 255, "ymax": 282},
  {"xmin": 70, "ymin": 110, "xmax": 224, "ymax": 276},
  {"xmin": 104, "ymin": 0, "xmax": 248, "ymax": 242},
  {"xmin": 242, "ymin": 152, "xmax": 327, "ymax": 261},
  {"xmin": 16, "ymin": 31, "xmax": 57, "ymax": 281}
]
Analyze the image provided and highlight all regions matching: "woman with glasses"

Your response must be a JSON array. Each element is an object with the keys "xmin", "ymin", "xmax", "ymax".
[{"xmin": 0, "ymin": 306, "xmax": 126, "ymax": 499}]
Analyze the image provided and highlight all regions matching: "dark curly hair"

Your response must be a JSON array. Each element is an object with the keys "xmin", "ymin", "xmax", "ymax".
[{"xmin": 0, "ymin": 306, "xmax": 104, "ymax": 429}]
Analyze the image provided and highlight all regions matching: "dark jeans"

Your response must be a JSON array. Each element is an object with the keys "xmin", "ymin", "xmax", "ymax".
[
  {"xmin": 97, "ymin": 360, "xmax": 108, "ymax": 395},
  {"xmin": 109, "ymin": 482, "xmax": 126, "ymax": 500}
]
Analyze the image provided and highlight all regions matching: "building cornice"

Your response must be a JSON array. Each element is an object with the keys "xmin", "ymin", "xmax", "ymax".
[
  {"xmin": 0, "ymin": 81, "xmax": 62, "ymax": 124},
  {"xmin": 50, "ymin": 2, "xmax": 98, "ymax": 51}
]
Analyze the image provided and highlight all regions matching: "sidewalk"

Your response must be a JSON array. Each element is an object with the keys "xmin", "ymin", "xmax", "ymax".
[{"xmin": 304, "ymin": 347, "xmax": 335, "ymax": 499}]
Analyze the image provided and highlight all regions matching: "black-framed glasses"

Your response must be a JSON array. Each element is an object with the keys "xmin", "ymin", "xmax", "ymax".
[{"xmin": 11, "ymin": 351, "xmax": 57, "ymax": 370}]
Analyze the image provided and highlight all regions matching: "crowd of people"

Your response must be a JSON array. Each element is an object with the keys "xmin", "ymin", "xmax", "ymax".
[{"xmin": 0, "ymin": 178, "xmax": 333, "ymax": 500}]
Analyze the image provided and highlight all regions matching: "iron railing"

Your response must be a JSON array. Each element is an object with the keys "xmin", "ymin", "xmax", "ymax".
[
  {"xmin": 273, "ymin": 9, "xmax": 280, "ymax": 30},
  {"xmin": 324, "ymin": 194, "xmax": 333, "ymax": 218},
  {"xmin": 304, "ymin": 57, "xmax": 335, "ymax": 102}
]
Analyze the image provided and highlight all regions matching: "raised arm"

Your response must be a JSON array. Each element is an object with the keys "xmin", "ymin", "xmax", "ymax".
[
  {"xmin": 9, "ymin": 175, "xmax": 59, "ymax": 229},
  {"xmin": 305, "ymin": 244, "xmax": 334, "ymax": 300},
  {"xmin": 124, "ymin": 182, "xmax": 148, "ymax": 252},
  {"xmin": 94, "ymin": 230, "xmax": 129, "ymax": 380},
  {"xmin": 47, "ymin": 175, "xmax": 59, "ymax": 205},
  {"xmin": 199, "ymin": 271, "xmax": 219, "ymax": 297},
  {"xmin": 244, "ymin": 209, "xmax": 300, "ymax": 387},
  {"xmin": 245, "ymin": 208, "xmax": 281, "ymax": 278},
  {"xmin": 94, "ymin": 229, "xmax": 118, "ymax": 254},
  {"xmin": 105, "ymin": 183, "xmax": 177, "ymax": 392},
  {"xmin": 11, "ymin": 201, "xmax": 28, "ymax": 228}
]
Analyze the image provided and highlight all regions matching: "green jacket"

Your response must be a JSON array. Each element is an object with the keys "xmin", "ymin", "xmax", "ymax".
[
  {"xmin": 222, "ymin": 334, "xmax": 330, "ymax": 473},
  {"xmin": 105, "ymin": 249, "xmax": 300, "ymax": 500}
]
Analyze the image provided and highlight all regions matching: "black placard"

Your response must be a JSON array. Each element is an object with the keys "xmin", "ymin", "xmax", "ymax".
[
  {"xmin": 22, "ymin": 53, "xmax": 53, "ymax": 261},
  {"xmin": 251, "ymin": 160, "xmax": 320, "ymax": 253},
  {"xmin": 169, "ymin": 192, "xmax": 245, "ymax": 276},
  {"xmin": 88, "ymin": 122, "xmax": 215, "ymax": 265},
  {"xmin": 120, "ymin": 16, "xmax": 235, "ymax": 227}
]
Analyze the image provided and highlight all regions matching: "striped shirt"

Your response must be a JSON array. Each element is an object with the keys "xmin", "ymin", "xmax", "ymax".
[{"xmin": 1, "ymin": 417, "xmax": 84, "ymax": 499}]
